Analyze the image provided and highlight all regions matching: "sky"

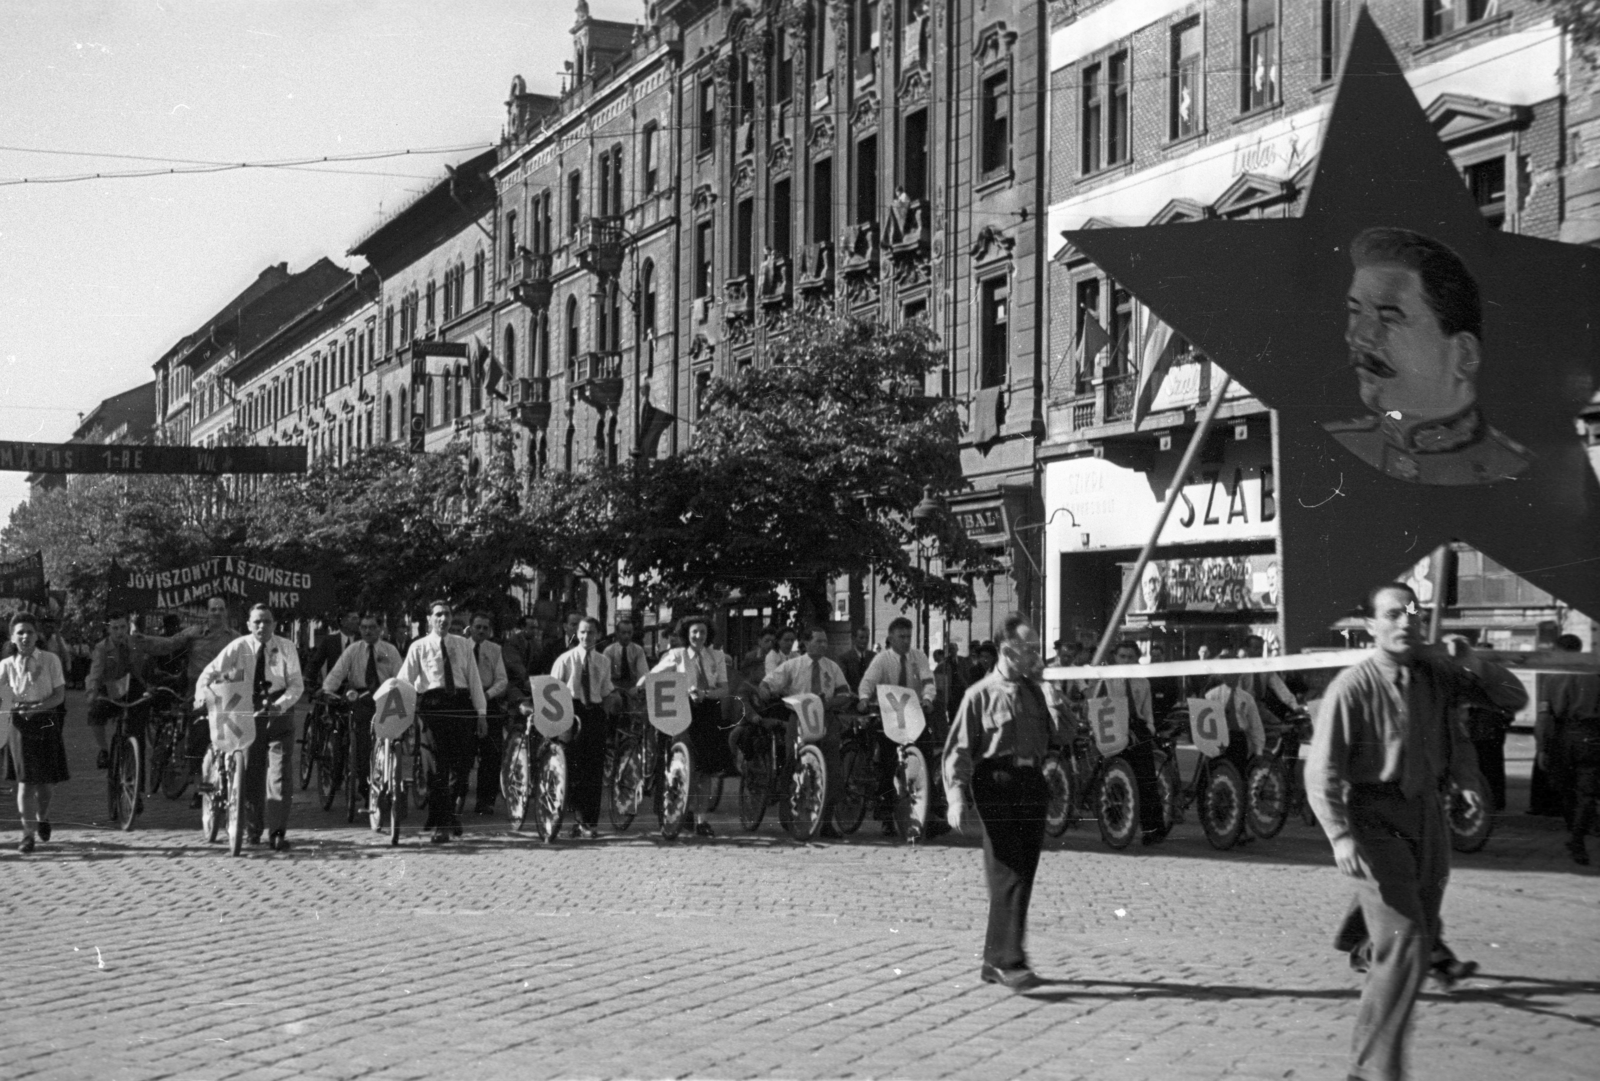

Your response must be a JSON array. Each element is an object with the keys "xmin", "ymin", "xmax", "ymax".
[{"xmin": 0, "ymin": 0, "xmax": 642, "ymax": 522}]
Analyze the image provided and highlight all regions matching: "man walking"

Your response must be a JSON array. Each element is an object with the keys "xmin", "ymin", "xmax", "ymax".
[
  {"xmin": 399, "ymin": 600, "xmax": 486, "ymax": 844},
  {"xmin": 1305, "ymin": 583, "xmax": 1483, "ymax": 1081},
  {"xmin": 321, "ymin": 612, "xmax": 402, "ymax": 813},
  {"xmin": 1548, "ymin": 662, "xmax": 1600, "ymax": 865},
  {"xmin": 943, "ymin": 613, "xmax": 1062, "ymax": 992},
  {"xmin": 196, "ymin": 604, "xmax": 305, "ymax": 851},
  {"xmin": 468, "ymin": 612, "xmax": 509, "ymax": 816}
]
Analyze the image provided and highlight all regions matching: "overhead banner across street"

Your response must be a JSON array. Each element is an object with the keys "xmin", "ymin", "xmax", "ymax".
[{"xmin": 109, "ymin": 555, "xmax": 332, "ymax": 614}]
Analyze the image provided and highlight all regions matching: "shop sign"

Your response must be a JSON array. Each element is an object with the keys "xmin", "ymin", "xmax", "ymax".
[
  {"xmin": 954, "ymin": 504, "xmax": 1009, "ymax": 546},
  {"xmin": 1045, "ymin": 450, "xmax": 1277, "ymax": 550}
]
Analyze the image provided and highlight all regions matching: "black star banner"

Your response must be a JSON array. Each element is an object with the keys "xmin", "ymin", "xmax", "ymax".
[{"xmin": 1063, "ymin": 9, "xmax": 1600, "ymax": 648}]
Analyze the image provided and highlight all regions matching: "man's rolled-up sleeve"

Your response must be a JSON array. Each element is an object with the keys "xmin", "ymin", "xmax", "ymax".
[{"xmin": 942, "ymin": 687, "xmax": 984, "ymax": 794}]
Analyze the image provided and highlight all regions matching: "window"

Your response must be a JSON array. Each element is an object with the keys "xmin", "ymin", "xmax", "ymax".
[
  {"xmin": 473, "ymin": 250, "xmax": 485, "ymax": 306},
  {"xmin": 639, "ymin": 261, "xmax": 658, "ymax": 352},
  {"xmin": 425, "ymin": 279, "xmax": 437, "ymax": 327},
  {"xmin": 855, "ymin": 135, "xmax": 877, "ymax": 223},
  {"xmin": 775, "ymin": 26, "xmax": 793, "ymax": 104},
  {"xmin": 442, "ymin": 268, "xmax": 454, "ymax": 322},
  {"xmin": 384, "ymin": 394, "xmax": 393, "ymax": 442},
  {"xmin": 597, "ymin": 281, "xmax": 621, "ymax": 352},
  {"xmin": 902, "ymin": 109, "xmax": 928, "ymax": 201},
  {"xmin": 1319, "ymin": 1, "xmax": 1348, "ymax": 83},
  {"xmin": 735, "ymin": 198, "xmax": 755, "ymax": 276},
  {"xmin": 1426, "ymin": 0, "xmax": 1496, "ymax": 40},
  {"xmin": 1464, "ymin": 157, "xmax": 1506, "ymax": 229},
  {"xmin": 698, "ymin": 76, "xmax": 716, "ymax": 156},
  {"xmin": 503, "ymin": 326, "xmax": 517, "ymax": 400},
  {"xmin": 567, "ymin": 171, "xmax": 582, "ymax": 236},
  {"xmin": 1108, "ymin": 53, "xmax": 1129, "ymax": 166},
  {"xmin": 812, "ymin": 159, "xmax": 833, "ymax": 244},
  {"xmin": 694, "ymin": 220, "xmax": 714, "ymax": 298},
  {"xmin": 1170, "ymin": 19, "xmax": 1202, "ymax": 140},
  {"xmin": 641, "ymin": 123, "xmax": 659, "ymax": 194},
  {"xmin": 1243, "ymin": 1, "xmax": 1279, "ymax": 112},
  {"xmin": 536, "ymin": 311, "xmax": 550, "ymax": 377},
  {"xmin": 735, "ymin": 54, "xmax": 755, "ymax": 130},
  {"xmin": 981, "ymin": 71, "xmax": 1010, "ymax": 176},
  {"xmin": 565, "ymin": 296, "xmax": 581, "ymax": 376},
  {"xmin": 856, "ymin": 0, "xmax": 880, "ymax": 81},
  {"xmin": 814, "ymin": 1, "xmax": 833, "ymax": 80},
  {"xmin": 505, "ymin": 211, "xmax": 518, "ymax": 273},
  {"xmin": 1110, "ymin": 283, "xmax": 1132, "ymax": 375},
  {"xmin": 1081, "ymin": 63, "xmax": 1102, "ymax": 173},
  {"xmin": 423, "ymin": 370, "xmax": 434, "ymax": 428},
  {"xmin": 979, "ymin": 277, "xmax": 1008, "ymax": 388},
  {"xmin": 599, "ymin": 147, "xmax": 623, "ymax": 217},
  {"xmin": 771, "ymin": 179, "xmax": 792, "ymax": 257},
  {"xmin": 1075, "ymin": 278, "xmax": 1101, "ymax": 385}
]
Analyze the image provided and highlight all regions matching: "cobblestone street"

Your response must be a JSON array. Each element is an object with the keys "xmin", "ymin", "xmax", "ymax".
[{"xmin": 2, "ymin": 697, "xmax": 1595, "ymax": 1081}]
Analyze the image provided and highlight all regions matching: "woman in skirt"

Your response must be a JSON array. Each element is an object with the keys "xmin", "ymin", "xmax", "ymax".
[{"xmin": 4, "ymin": 612, "xmax": 69, "ymax": 853}]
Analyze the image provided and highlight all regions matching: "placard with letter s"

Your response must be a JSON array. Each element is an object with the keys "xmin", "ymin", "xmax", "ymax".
[{"xmin": 527, "ymin": 675, "xmax": 577, "ymax": 738}]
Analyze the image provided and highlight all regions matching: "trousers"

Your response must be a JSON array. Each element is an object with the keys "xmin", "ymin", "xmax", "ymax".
[
  {"xmin": 1563, "ymin": 724, "xmax": 1600, "ymax": 841},
  {"xmin": 419, "ymin": 690, "xmax": 476, "ymax": 831},
  {"xmin": 1120, "ymin": 736, "xmax": 1167, "ymax": 838},
  {"xmin": 1469, "ymin": 735, "xmax": 1507, "ymax": 812},
  {"xmin": 568, "ymin": 702, "xmax": 610, "ymax": 827},
  {"xmin": 1344, "ymin": 783, "xmax": 1450, "ymax": 1081},
  {"xmin": 242, "ymin": 714, "xmax": 296, "ymax": 834},
  {"xmin": 475, "ymin": 705, "xmax": 507, "ymax": 809},
  {"xmin": 971, "ymin": 758, "xmax": 1050, "ymax": 971}
]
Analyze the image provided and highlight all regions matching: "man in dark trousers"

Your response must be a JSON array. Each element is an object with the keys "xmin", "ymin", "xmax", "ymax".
[
  {"xmin": 943, "ymin": 613, "xmax": 1063, "ymax": 993},
  {"xmin": 1549, "ymin": 662, "xmax": 1600, "ymax": 865},
  {"xmin": 308, "ymin": 611, "xmax": 361, "ymax": 686},
  {"xmin": 1306, "ymin": 583, "xmax": 1484, "ymax": 1081},
  {"xmin": 398, "ymin": 600, "xmax": 486, "ymax": 844}
]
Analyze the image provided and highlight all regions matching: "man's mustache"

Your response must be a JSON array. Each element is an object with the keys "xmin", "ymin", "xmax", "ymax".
[{"xmin": 1349, "ymin": 350, "xmax": 1396, "ymax": 378}]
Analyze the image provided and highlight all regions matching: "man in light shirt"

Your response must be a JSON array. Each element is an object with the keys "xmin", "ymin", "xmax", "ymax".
[
  {"xmin": 858, "ymin": 616, "xmax": 940, "ymax": 838},
  {"xmin": 321, "ymin": 612, "xmax": 402, "ymax": 814},
  {"xmin": 468, "ymin": 611, "xmax": 510, "ymax": 816},
  {"xmin": 758, "ymin": 626, "xmax": 852, "ymax": 839},
  {"xmin": 550, "ymin": 617, "xmax": 621, "ymax": 838},
  {"xmin": 604, "ymin": 614, "xmax": 651, "ymax": 696},
  {"xmin": 1087, "ymin": 640, "xmax": 1168, "ymax": 845},
  {"xmin": 138, "ymin": 594, "xmax": 239, "ymax": 804},
  {"xmin": 195, "ymin": 604, "xmax": 305, "ymax": 852},
  {"xmin": 399, "ymin": 600, "xmax": 487, "ymax": 844}
]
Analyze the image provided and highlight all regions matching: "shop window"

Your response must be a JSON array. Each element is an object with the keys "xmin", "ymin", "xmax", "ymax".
[
  {"xmin": 1319, "ymin": 0, "xmax": 1349, "ymax": 83},
  {"xmin": 1426, "ymin": 0, "xmax": 1496, "ymax": 39},
  {"xmin": 1242, "ymin": 1, "xmax": 1279, "ymax": 113},
  {"xmin": 981, "ymin": 71, "xmax": 1010, "ymax": 177},
  {"xmin": 1170, "ymin": 19, "xmax": 1201, "ymax": 140},
  {"xmin": 979, "ymin": 277, "xmax": 1009, "ymax": 388}
]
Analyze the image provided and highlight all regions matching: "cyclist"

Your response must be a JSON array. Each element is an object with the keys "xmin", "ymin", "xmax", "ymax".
[
  {"xmin": 466, "ymin": 612, "xmax": 510, "ymax": 817},
  {"xmin": 857, "ymin": 616, "xmax": 942, "ymax": 838},
  {"xmin": 399, "ymin": 600, "xmax": 487, "ymax": 845},
  {"xmin": 321, "ymin": 612, "xmax": 402, "ymax": 814},
  {"xmin": 552, "ymin": 616, "xmax": 622, "ymax": 838},
  {"xmin": 651, "ymin": 616, "xmax": 730, "ymax": 837},
  {"xmin": 195, "ymin": 603, "xmax": 305, "ymax": 851},
  {"xmin": 85, "ymin": 610, "xmax": 153, "ymax": 770},
  {"xmin": 1087, "ymin": 640, "xmax": 1167, "ymax": 845},
  {"xmin": 1203, "ymin": 661, "xmax": 1266, "ymax": 786},
  {"xmin": 604, "ymin": 614, "xmax": 651, "ymax": 694},
  {"xmin": 137, "ymin": 594, "xmax": 240, "ymax": 805},
  {"xmin": 756, "ymin": 626, "xmax": 853, "ymax": 840},
  {"xmin": 1239, "ymin": 634, "xmax": 1300, "ymax": 723}
]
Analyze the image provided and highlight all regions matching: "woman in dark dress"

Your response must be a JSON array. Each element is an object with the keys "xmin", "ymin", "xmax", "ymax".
[{"xmin": 4, "ymin": 612, "xmax": 69, "ymax": 853}]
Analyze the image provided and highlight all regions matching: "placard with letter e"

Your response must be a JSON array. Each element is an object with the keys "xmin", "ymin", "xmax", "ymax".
[
  {"xmin": 1084, "ymin": 696, "xmax": 1130, "ymax": 757},
  {"xmin": 642, "ymin": 671, "xmax": 692, "ymax": 736},
  {"xmin": 875, "ymin": 685, "xmax": 926, "ymax": 746},
  {"xmin": 206, "ymin": 677, "xmax": 258, "ymax": 753},
  {"xmin": 372, "ymin": 678, "xmax": 418, "ymax": 741},
  {"xmin": 526, "ymin": 675, "xmax": 576, "ymax": 739}
]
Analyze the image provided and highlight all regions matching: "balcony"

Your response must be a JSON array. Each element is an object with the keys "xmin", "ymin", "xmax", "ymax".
[
  {"xmin": 724, "ymin": 275, "xmax": 754, "ymax": 319},
  {"xmin": 839, "ymin": 221, "xmax": 880, "ymax": 276},
  {"xmin": 886, "ymin": 197, "xmax": 930, "ymax": 257},
  {"xmin": 576, "ymin": 216, "xmax": 626, "ymax": 278},
  {"xmin": 510, "ymin": 249, "xmax": 553, "ymax": 312},
  {"xmin": 797, "ymin": 240, "xmax": 833, "ymax": 298},
  {"xmin": 758, "ymin": 253, "xmax": 792, "ymax": 308},
  {"xmin": 509, "ymin": 376, "xmax": 552, "ymax": 430},
  {"xmin": 572, "ymin": 351, "xmax": 624, "ymax": 408}
]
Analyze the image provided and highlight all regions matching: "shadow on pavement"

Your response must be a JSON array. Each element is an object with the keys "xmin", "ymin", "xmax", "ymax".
[
  {"xmin": 1442, "ymin": 974, "xmax": 1600, "ymax": 1029},
  {"xmin": 1021, "ymin": 976, "xmax": 1358, "ymax": 1003}
]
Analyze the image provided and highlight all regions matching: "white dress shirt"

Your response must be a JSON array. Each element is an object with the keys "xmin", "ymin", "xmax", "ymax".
[
  {"xmin": 472, "ymin": 638, "xmax": 509, "ymax": 702},
  {"xmin": 550, "ymin": 645, "xmax": 616, "ymax": 706},
  {"xmin": 605, "ymin": 640, "xmax": 650, "ymax": 688},
  {"xmin": 322, "ymin": 638, "xmax": 404, "ymax": 695},
  {"xmin": 195, "ymin": 634, "xmax": 306, "ymax": 713},
  {"xmin": 652, "ymin": 645, "xmax": 730, "ymax": 696},
  {"xmin": 2, "ymin": 648, "xmax": 65, "ymax": 707},
  {"xmin": 858, "ymin": 646, "xmax": 936, "ymax": 705},
  {"xmin": 761, "ymin": 654, "xmax": 850, "ymax": 700},
  {"xmin": 399, "ymin": 633, "xmax": 487, "ymax": 717}
]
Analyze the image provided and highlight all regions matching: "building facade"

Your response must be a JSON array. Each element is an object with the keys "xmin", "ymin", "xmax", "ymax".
[{"xmin": 1041, "ymin": 0, "xmax": 1596, "ymax": 653}]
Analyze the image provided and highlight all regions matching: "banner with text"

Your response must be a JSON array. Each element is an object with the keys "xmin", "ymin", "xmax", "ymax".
[
  {"xmin": 0, "ymin": 551, "xmax": 47, "ymax": 604},
  {"xmin": 109, "ymin": 556, "xmax": 332, "ymax": 614}
]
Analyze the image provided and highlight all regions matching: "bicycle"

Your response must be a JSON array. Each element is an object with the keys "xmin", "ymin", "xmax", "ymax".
[
  {"xmin": 341, "ymin": 690, "xmax": 374, "ymax": 824},
  {"xmin": 1158, "ymin": 705, "xmax": 1248, "ymax": 850},
  {"xmin": 198, "ymin": 698, "xmax": 256, "ymax": 857},
  {"xmin": 1448, "ymin": 769, "xmax": 1494, "ymax": 853},
  {"xmin": 102, "ymin": 687, "xmax": 177, "ymax": 831},
  {"xmin": 370, "ymin": 693, "xmax": 419, "ymax": 847},
  {"xmin": 143, "ymin": 690, "xmax": 193, "ymax": 801},
  {"xmin": 734, "ymin": 701, "xmax": 787, "ymax": 832},
  {"xmin": 842, "ymin": 695, "xmax": 935, "ymax": 842},
  {"xmin": 298, "ymin": 693, "xmax": 332, "ymax": 791},
  {"xmin": 312, "ymin": 693, "xmax": 353, "ymax": 812},
  {"xmin": 1042, "ymin": 703, "xmax": 1148, "ymax": 850},
  {"xmin": 607, "ymin": 693, "xmax": 655, "ymax": 832},
  {"xmin": 1243, "ymin": 710, "xmax": 1312, "ymax": 840},
  {"xmin": 502, "ymin": 704, "xmax": 570, "ymax": 842}
]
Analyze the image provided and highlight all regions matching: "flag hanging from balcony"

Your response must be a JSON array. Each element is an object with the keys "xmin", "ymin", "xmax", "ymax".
[
  {"xmin": 1132, "ymin": 313, "xmax": 1177, "ymax": 430},
  {"xmin": 635, "ymin": 400, "xmax": 675, "ymax": 459},
  {"xmin": 1077, "ymin": 312, "xmax": 1110, "ymax": 376}
]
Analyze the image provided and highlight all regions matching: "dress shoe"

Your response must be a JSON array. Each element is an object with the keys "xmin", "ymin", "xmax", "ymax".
[
  {"xmin": 246, "ymin": 829, "xmax": 263, "ymax": 846},
  {"xmin": 1428, "ymin": 957, "xmax": 1478, "ymax": 991},
  {"xmin": 18, "ymin": 836, "xmax": 35, "ymax": 854},
  {"xmin": 980, "ymin": 963, "xmax": 1043, "ymax": 992},
  {"xmin": 37, "ymin": 821, "xmax": 52, "ymax": 842},
  {"xmin": 1568, "ymin": 838, "xmax": 1590, "ymax": 866},
  {"xmin": 1348, "ymin": 946, "xmax": 1371, "ymax": 975},
  {"xmin": 96, "ymin": 750, "xmax": 109, "ymax": 770},
  {"xmin": 693, "ymin": 820, "xmax": 714, "ymax": 838},
  {"xmin": 578, "ymin": 823, "xmax": 600, "ymax": 840},
  {"xmin": 268, "ymin": 831, "xmax": 291, "ymax": 852},
  {"xmin": 881, "ymin": 820, "xmax": 899, "ymax": 838},
  {"xmin": 430, "ymin": 829, "xmax": 451, "ymax": 844}
]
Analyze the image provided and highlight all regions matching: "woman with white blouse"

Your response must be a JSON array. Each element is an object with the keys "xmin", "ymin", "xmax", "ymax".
[
  {"xmin": 764, "ymin": 627, "xmax": 798, "ymax": 676},
  {"xmin": 651, "ymin": 615, "xmax": 730, "ymax": 837},
  {"xmin": 3, "ymin": 613, "xmax": 69, "ymax": 854}
]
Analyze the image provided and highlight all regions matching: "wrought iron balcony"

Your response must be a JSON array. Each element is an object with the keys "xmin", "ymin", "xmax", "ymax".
[
  {"xmin": 576, "ymin": 216, "xmax": 626, "ymax": 278},
  {"xmin": 510, "ymin": 249, "xmax": 553, "ymax": 312},
  {"xmin": 509, "ymin": 376, "xmax": 552, "ymax": 430},
  {"xmin": 572, "ymin": 351, "xmax": 624, "ymax": 408}
]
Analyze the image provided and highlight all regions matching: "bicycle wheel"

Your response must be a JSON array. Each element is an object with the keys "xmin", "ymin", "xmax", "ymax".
[
  {"xmin": 533, "ymin": 741, "xmax": 566, "ymax": 841},
  {"xmin": 297, "ymin": 712, "xmax": 321, "ymax": 790},
  {"xmin": 658, "ymin": 740, "xmax": 693, "ymax": 839},
  {"xmin": 1245, "ymin": 756, "xmax": 1289, "ymax": 840},
  {"xmin": 147, "ymin": 726, "xmax": 171, "ymax": 797},
  {"xmin": 106, "ymin": 732, "xmax": 122, "ymax": 823},
  {"xmin": 1449, "ymin": 772, "xmax": 1494, "ymax": 853},
  {"xmin": 388, "ymin": 745, "xmax": 404, "ymax": 847},
  {"xmin": 1042, "ymin": 751, "xmax": 1074, "ymax": 837},
  {"xmin": 345, "ymin": 724, "xmax": 361, "ymax": 824},
  {"xmin": 318, "ymin": 733, "xmax": 344, "ymax": 812},
  {"xmin": 704, "ymin": 774, "xmax": 725, "ymax": 814},
  {"xmin": 1156, "ymin": 750, "xmax": 1183, "ymax": 831},
  {"xmin": 160, "ymin": 726, "xmax": 190, "ymax": 800},
  {"xmin": 227, "ymin": 751, "xmax": 246, "ymax": 856},
  {"xmin": 608, "ymin": 734, "xmax": 647, "ymax": 832},
  {"xmin": 1199, "ymin": 759, "xmax": 1246, "ymax": 850},
  {"xmin": 1096, "ymin": 758, "xmax": 1139, "ymax": 850},
  {"xmin": 369, "ymin": 742, "xmax": 389, "ymax": 833},
  {"xmin": 738, "ymin": 734, "xmax": 773, "ymax": 832},
  {"xmin": 832, "ymin": 742, "xmax": 873, "ymax": 835},
  {"xmin": 789, "ymin": 745, "xmax": 827, "ymax": 841},
  {"xmin": 504, "ymin": 733, "xmax": 533, "ymax": 832},
  {"xmin": 892, "ymin": 745, "xmax": 930, "ymax": 844},
  {"xmin": 114, "ymin": 734, "xmax": 142, "ymax": 832},
  {"xmin": 201, "ymin": 750, "xmax": 222, "ymax": 843}
]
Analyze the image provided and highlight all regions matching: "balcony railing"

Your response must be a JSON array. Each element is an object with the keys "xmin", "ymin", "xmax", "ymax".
[
  {"xmin": 759, "ymin": 253, "xmax": 792, "ymax": 307},
  {"xmin": 1105, "ymin": 373, "xmax": 1136, "ymax": 422},
  {"xmin": 839, "ymin": 222, "xmax": 880, "ymax": 277},
  {"xmin": 572, "ymin": 351, "xmax": 624, "ymax": 408},
  {"xmin": 797, "ymin": 240, "xmax": 833, "ymax": 296},
  {"xmin": 510, "ymin": 249, "xmax": 553, "ymax": 312},
  {"xmin": 886, "ymin": 197, "xmax": 930, "ymax": 257},
  {"xmin": 576, "ymin": 216, "xmax": 625, "ymax": 278},
  {"xmin": 509, "ymin": 376, "xmax": 552, "ymax": 430}
]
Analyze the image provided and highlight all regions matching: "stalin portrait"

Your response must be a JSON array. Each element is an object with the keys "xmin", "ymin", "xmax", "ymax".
[{"xmin": 1324, "ymin": 226, "xmax": 1532, "ymax": 485}]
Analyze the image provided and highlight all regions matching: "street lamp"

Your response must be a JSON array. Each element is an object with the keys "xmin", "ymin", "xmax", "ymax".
[
  {"xmin": 912, "ymin": 487, "xmax": 943, "ymax": 523},
  {"xmin": 1009, "ymin": 507, "xmax": 1082, "ymax": 641}
]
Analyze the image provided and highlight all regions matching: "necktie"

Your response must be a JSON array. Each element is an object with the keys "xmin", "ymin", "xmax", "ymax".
[
  {"xmin": 442, "ymin": 639, "xmax": 456, "ymax": 692},
  {"xmin": 364, "ymin": 643, "xmax": 379, "ymax": 689},
  {"xmin": 580, "ymin": 651, "xmax": 592, "ymax": 704},
  {"xmin": 474, "ymin": 640, "xmax": 482, "ymax": 685},
  {"xmin": 253, "ymin": 641, "xmax": 269, "ymax": 708},
  {"xmin": 898, "ymin": 651, "xmax": 909, "ymax": 689},
  {"xmin": 1396, "ymin": 665, "xmax": 1427, "ymax": 798},
  {"xmin": 809, "ymin": 659, "xmax": 823, "ymax": 696},
  {"xmin": 693, "ymin": 649, "xmax": 708, "ymax": 692}
]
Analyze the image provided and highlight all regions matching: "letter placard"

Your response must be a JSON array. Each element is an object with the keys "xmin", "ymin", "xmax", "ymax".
[
  {"xmin": 372, "ymin": 678, "xmax": 418, "ymax": 741},
  {"xmin": 783, "ymin": 693, "xmax": 827, "ymax": 743},
  {"xmin": 1187, "ymin": 696, "xmax": 1229, "ymax": 758},
  {"xmin": 0, "ymin": 682, "xmax": 14, "ymax": 747},
  {"xmin": 1086, "ymin": 696, "xmax": 1129, "ymax": 757},
  {"xmin": 528, "ymin": 675, "xmax": 576, "ymax": 739},
  {"xmin": 207, "ymin": 677, "xmax": 258, "ymax": 753},
  {"xmin": 876, "ymin": 685, "xmax": 926, "ymax": 746},
  {"xmin": 643, "ymin": 671, "xmax": 692, "ymax": 736}
]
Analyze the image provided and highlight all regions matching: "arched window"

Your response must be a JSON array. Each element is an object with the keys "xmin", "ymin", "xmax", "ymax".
[
  {"xmin": 423, "ymin": 370, "xmax": 434, "ymax": 428},
  {"xmin": 366, "ymin": 411, "xmax": 373, "ymax": 447},
  {"xmin": 535, "ymin": 312, "xmax": 550, "ymax": 378},
  {"xmin": 384, "ymin": 393, "xmax": 393, "ymax": 442},
  {"xmin": 399, "ymin": 387, "xmax": 408, "ymax": 441},
  {"xmin": 441, "ymin": 367, "xmax": 451, "ymax": 422},
  {"xmin": 565, "ymin": 295, "xmax": 580, "ymax": 377},
  {"xmin": 473, "ymin": 249, "xmax": 486, "ymax": 306},
  {"xmin": 455, "ymin": 365, "xmax": 467, "ymax": 420}
]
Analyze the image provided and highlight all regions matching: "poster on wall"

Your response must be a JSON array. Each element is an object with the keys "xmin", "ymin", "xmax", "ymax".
[{"xmin": 1127, "ymin": 554, "xmax": 1280, "ymax": 616}]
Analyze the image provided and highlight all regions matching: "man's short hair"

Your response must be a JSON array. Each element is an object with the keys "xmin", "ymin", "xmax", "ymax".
[
  {"xmin": 615, "ymin": 614, "xmax": 634, "ymax": 630},
  {"xmin": 359, "ymin": 612, "xmax": 382, "ymax": 625},
  {"xmin": 471, "ymin": 610, "xmax": 493, "ymax": 625},
  {"xmin": 577, "ymin": 616, "xmax": 602, "ymax": 634},
  {"xmin": 10, "ymin": 612, "xmax": 38, "ymax": 631},
  {"xmin": 105, "ymin": 609, "xmax": 127, "ymax": 623},
  {"xmin": 206, "ymin": 594, "xmax": 229, "ymax": 608},
  {"xmin": 887, "ymin": 616, "xmax": 913, "ymax": 635},
  {"xmin": 429, "ymin": 599, "xmax": 451, "ymax": 614},
  {"xmin": 1555, "ymin": 633, "xmax": 1583, "ymax": 652},
  {"xmin": 999, "ymin": 613, "xmax": 1031, "ymax": 645},
  {"xmin": 1114, "ymin": 640, "xmax": 1142, "ymax": 658},
  {"xmin": 249, "ymin": 603, "xmax": 274, "ymax": 620},
  {"xmin": 1351, "ymin": 226, "xmax": 1481, "ymax": 341},
  {"xmin": 1365, "ymin": 582, "xmax": 1418, "ymax": 617}
]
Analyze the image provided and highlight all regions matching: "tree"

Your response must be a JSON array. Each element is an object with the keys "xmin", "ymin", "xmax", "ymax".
[
  {"xmin": 521, "ymin": 464, "xmax": 653, "ymax": 630},
  {"xmin": 618, "ymin": 312, "xmax": 996, "ymax": 626}
]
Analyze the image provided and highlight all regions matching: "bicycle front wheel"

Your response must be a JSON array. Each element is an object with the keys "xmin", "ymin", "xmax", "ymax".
[
  {"xmin": 318, "ymin": 732, "xmax": 343, "ymax": 811},
  {"xmin": 737, "ymin": 733, "xmax": 773, "ymax": 832},
  {"xmin": 892, "ymin": 745, "xmax": 930, "ymax": 844},
  {"xmin": 201, "ymin": 750, "xmax": 222, "ymax": 843},
  {"xmin": 504, "ymin": 733, "xmax": 533, "ymax": 832},
  {"xmin": 297, "ymin": 714, "xmax": 320, "ymax": 790},
  {"xmin": 535, "ymin": 741, "xmax": 568, "ymax": 842},
  {"xmin": 1245, "ymin": 756, "xmax": 1289, "ymax": 840},
  {"xmin": 658, "ymin": 740, "xmax": 693, "ymax": 839},
  {"xmin": 1449, "ymin": 772, "xmax": 1494, "ymax": 853},
  {"xmin": 1042, "ymin": 751, "xmax": 1073, "ymax": 838},
  {"xmin": 227, "ymin": 751, "xmax": 246, "ymax": 856},
  {"xmin": 832, "ymin": 741, "xmax": 872, "ymax": 835},
  {"xmin": 1199, "ymin": 760, "xmax": 1246, "ymax": 851},
  {"xmin": 1096, "ymin": 757, "xmax": 1139, "ymax": 850},
  {"xmin": 160, "ymin": 726, "xmax": 190, "ymax": 800},
  {"xmin": 608, "ymin": 734, "xmax": 646, "ymax": 832},
  {"xmin": 788, "ymin": 745, "xmax": 827, "ymax": 842},
  {"xmin": 114, "ymin": 735, "xmax": 142, "ymax": 832}
]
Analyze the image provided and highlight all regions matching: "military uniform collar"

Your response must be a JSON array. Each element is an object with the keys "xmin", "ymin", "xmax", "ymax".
[{"xmin": 1379, "ymin": 404, "xmax": 1482, "ymax": 455}]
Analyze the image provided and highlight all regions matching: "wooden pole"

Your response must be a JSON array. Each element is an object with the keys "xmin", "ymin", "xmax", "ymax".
[{"xmin": 1092, "ymin": 373, "xmax": 1234, "ymax": 665}]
